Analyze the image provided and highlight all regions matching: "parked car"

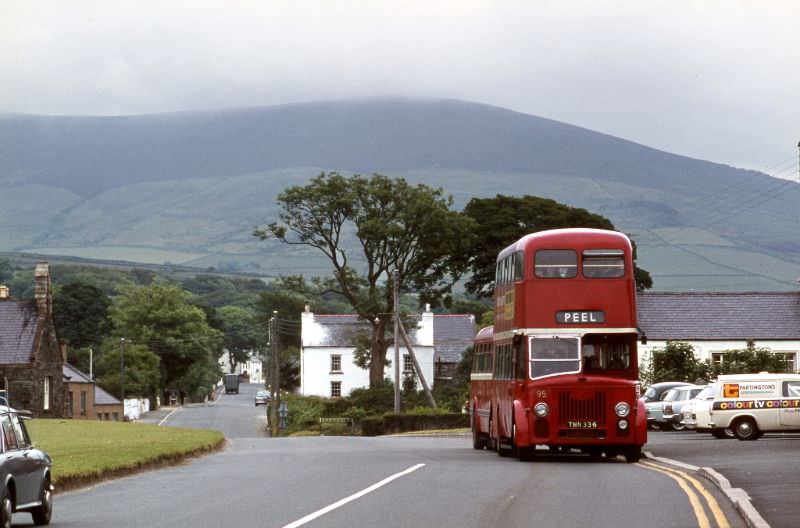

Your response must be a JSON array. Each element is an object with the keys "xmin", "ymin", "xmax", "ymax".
[
  {"xmin": 680, "ymin": 385, "xmax": 734, "ymax": 438},
  {"xmin": 0, "ymin": 406, "xmax": 52, "ymax": 526},
  {"xmin": 254, "ymin": 390, "xmax": 270, "ymax": 406},
  {"xmin": 644, "ymin": 382, "xmax": 691, "ymax": 429},
  {"xmin": 660, "ymin": 385, "xmax": 704, "ymax": 431}
]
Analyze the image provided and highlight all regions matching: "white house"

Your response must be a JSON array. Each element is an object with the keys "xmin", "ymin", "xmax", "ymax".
[
  {"xmin": 300, "ymin": 306, "xmax": 475, "ymax": 398},
  {"xmin": 219, "ymin": 351, "xmax": 264, "ymax": 384},
  {"xmin": 637, "ymin": 292, "xmax": 800, "ymax": 373}
]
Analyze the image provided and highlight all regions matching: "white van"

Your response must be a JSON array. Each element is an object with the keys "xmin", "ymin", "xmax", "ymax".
[{"xmin": 706, "ymin": 373, "xmax": 800, "ymax": 440}]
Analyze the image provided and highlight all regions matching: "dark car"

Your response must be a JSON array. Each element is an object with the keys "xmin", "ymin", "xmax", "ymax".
[
  {"xmin": 254, "ymin": 390, "xmax": 270, "ymax": 406},
  {"xmin": 0, "ymin": 406, "xmax": 52, "ymax": 527}
]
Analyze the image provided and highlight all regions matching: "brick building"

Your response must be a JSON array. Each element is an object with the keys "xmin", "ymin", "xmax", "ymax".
[{"xmin": 0, "ymin": 263, "xmax": 64, "ymax": 416}]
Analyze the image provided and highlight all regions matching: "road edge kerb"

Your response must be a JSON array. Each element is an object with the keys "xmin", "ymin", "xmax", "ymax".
[
  {"xmin": 53, "ymin": 437, "xmax": 227, "ymax": 494},
  {"xmin": 643, "ymin": 451, "xmax": 771, "ymax": 528}
]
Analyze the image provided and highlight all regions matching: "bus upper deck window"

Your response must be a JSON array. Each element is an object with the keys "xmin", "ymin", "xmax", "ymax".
[
  {"xmin": 534, "ymin": 250, "xmax": 577, "ymax": 278},
  {"xmin": 582, "ymin": 249, "xmax": 625, "ymax": 278}
]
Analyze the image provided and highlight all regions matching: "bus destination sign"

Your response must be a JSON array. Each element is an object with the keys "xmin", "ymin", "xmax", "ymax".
[{"xmin": 556, "ymin": 311, "xmax": 606, "ymax": 324}]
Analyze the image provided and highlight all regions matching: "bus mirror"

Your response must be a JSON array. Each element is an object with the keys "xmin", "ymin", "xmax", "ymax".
[{"xmin": 512, "ymin": 334, "xmax": 524, "ymax": 347}]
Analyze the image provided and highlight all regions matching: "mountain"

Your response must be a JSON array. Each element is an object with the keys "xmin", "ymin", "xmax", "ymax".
[{"xmin": 1, "ymin": 98, "xmax": 797, "ymax": 291}]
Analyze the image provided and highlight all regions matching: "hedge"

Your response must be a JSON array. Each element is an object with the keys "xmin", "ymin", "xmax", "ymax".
[{"xmin": 360, "ymin": 413, "xmax": 469, "ymax": 436}]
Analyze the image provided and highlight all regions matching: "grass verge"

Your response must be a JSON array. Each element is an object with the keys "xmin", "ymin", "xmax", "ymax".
[{"xmin": 28, "ymin": 420, "xmax": 225, "ymax": 492}]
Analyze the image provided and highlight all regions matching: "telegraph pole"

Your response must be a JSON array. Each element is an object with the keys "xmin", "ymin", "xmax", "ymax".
[
  {"xmin": 119, "ymin": 338, "xmax": 126, "ymax": 402},
  {"xmin": 393, "ymin": 270, "xmax": 401, "ymax": 414},
  {"xmin": 269, "ymin": 311, "xmax": 280, "ymax": 437}
]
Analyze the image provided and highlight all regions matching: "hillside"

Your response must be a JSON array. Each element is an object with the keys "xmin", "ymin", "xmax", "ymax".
[{"xmin": 1, "ymin": 99, "xmax": 797, "ymax": 291}]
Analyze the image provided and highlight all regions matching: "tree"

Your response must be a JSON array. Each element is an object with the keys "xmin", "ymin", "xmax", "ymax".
[
  {"xmin": 643, "ymin": 341, "xmax": 711, "ymax": 385},
  {"xmin": 256, "ymin": 172, "xmax": 475, "ymax": 386},
  {"xmin": 53, "ymin": 282, "xmax": 111, "ymax": 349},
  {"xmin": 0, "ymin": 259, "xmax": 13, "ymax": 283},
  {"xmin": 218, "ymin": 305, "xmax": 261, "ymax": 373},
  {"xmin": 94, "ymin": 340, "xmax": 161, "ymax": 401},
  {"xmin": 459, "ymin": 195, "xmax": 653, "ymax": 295},
  {"xmin": 110, "ymin": 284, "xmax": 223, "ymax": 401},
  {"xmin": 713, "ymin": 340, "xmax": 790, "ymax": 375}
]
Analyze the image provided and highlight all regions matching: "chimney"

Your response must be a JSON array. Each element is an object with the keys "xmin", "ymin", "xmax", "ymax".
[
  {"xmin": 0, "ymin": 285, "xmax": 9, "ymax": 300},
  {"xmin": 59, "ymin": 339, "xmax": 68, "ymax": 364},
  {"xmin": 34, "ymin": 262, "xmax": 52, "ymax": 316}
]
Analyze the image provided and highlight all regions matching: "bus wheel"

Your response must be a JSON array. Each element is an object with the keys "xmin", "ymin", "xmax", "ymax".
[
  {"xmin": 472, "ymin": 421, "xmax": 484, "ymax": 450},
  {"xmin": 732, "ymin": 417, "xmax": 759, "ymax": 441},
  {"xmin": 624, "ymin": 447, "xmax": 642, "ymax": 463},
  {"xmin": 585, "ymin": 447, "xmax": 603, "ymax": 460}
]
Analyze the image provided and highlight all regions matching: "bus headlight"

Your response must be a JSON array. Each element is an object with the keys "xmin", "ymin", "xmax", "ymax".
[
  {"xmin": 534, "ymin": 402, "xmax": 549, "ymax": 418},
  {"xmin": 615, "ymin": 402, "xmax": 631, "ymax": 417},
  {"xmin": 618, "ymin": 419, "xmax": 629, "ymax": 430}
]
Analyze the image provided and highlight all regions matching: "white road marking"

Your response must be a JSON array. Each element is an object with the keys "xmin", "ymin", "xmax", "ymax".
[
  {"xmin": 158, "ymin": 407, "xmax": 180, "ymax": 426},
  {"xmin": 281, "ymin": 463, "xmax": 426, "ymax": 528}
]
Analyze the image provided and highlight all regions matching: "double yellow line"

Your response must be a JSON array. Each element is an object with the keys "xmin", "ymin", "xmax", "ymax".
[{"xmin": 637, "ymin": 460, "xmax": 730, "ymax": 528}]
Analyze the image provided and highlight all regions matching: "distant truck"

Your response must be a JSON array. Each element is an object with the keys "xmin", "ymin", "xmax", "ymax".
[{"xmin": 224, "ymin": 373, "xmax": 240, "ymax": 394}]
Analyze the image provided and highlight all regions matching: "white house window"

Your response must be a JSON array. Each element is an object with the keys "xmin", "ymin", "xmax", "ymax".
[
  {"xmin": 774, "ymin": 352, "xmax": 797, "ymax": 373},
  {"xmin": 330, "ymin": 354, "xmax": 342, "ymax": 373},
  {"xmin": 711, "ymin": 352, "xmax": 725, "ymax": 369},
  {"xmin": 43, "ymin": 376, "xmax": 51, "ymax": 411},
  {"xmin": 403, "ymin": 354, "xmax": 413, "ymax": 374},
  {"xmin": 330, "ymin": 381, "xmax": 342, "ymax": 398}
]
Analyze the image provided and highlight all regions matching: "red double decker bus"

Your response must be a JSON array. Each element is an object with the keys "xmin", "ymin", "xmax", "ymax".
[{"xmin": 470, "ymin": 228, "xmax": 646, "ymax": 462}]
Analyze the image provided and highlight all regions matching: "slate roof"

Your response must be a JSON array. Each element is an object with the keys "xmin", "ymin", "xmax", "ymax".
[
  {"xmin": 94, "ymin": 385, "xmax": 121, "ymax": 406},
  {"xmin": 63, "ymin": 363, "xmax": 93, "ymax": 383},
  {"xmin": 0, "ymin": 300, "xmax": 38, "ymax": 364},
  {"xmin": 637, "ymin": 292, "xmax": 800, "ymax": 341},
  {"xmin": 433, "ymin": 314, "xmax": 476, "ymax": 362}
]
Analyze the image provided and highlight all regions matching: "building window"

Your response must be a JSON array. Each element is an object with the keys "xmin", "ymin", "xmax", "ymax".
[
  {"xmin": 774, "ymin": 352, "xmax": 797, "ymax": 373},
  {"xmin": 330, "ymin": 354, "xmax": 342, "ymax": 373},
  {"xmin": 403, "ymin": 354, "xmax": 414, "ymax": 374},
  {"xmin": 331, "ymin": 381, "xmax": 342, "ymax": 398},
  {"xmin": 43, "ymin": 376, "xmax": 51, "ymax": 411},
  {"xmin": 711, "ymin": 352, "xmax": 725, "ymax": 369},
  {"xmin": 112, "ymin": 412, "xmax": 119, "ymax": 421},
  {"xmin": 80, "ymin": 391, "xmax": 87, "ymax": 416},
  {"xmin": 66, "ymin": 391, "xmax": 73, "ymax": 418}
]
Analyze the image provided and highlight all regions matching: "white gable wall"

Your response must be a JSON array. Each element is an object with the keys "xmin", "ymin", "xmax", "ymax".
[{"xmin": 300, "ymin": 310, "xmax": 436, "ymax": 397}]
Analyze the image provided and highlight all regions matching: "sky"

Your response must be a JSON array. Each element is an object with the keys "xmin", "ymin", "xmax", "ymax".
[{"xmin": 1, "ymin": 0, "xmax": 798, "ymax": 177}]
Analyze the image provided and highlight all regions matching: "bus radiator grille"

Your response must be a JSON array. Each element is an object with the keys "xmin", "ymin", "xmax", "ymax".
[{"xmin": 557, "ymin": 391, "xmax": 607, "ymax": 426}]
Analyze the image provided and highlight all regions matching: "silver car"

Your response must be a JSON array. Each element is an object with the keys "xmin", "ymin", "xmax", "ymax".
[{"xmin": 660, "ymin": 385, "xmax": 704, "ymax": 431}]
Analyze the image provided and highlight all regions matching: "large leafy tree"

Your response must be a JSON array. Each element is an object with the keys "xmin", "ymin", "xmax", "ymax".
[
  {"xmin": 110, "ymin": 284, "xmax": 223, "ymax": 400},
  {"xmin": 256, "ymin": 172, "xmax": 475, "ymax": 386},
  {"xmin": 460, "ymin": 195, "xmax": 653, "ymax": 295},
  {"xmin": 713, "ymin": 340, "xmax": 790, "ymax": 375},
  {"xmin": 94, "ymin": 341, "xmax": 162, "ymax": 401},
  {"xmin": 218, "ymin": 305, "xmax": 261, "ymax": 373},
  {"xmin": 53, "ymin": 282, "xmax": 111, "ymax": 349}
]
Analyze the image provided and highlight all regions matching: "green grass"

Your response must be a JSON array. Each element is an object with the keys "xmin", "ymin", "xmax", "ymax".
[{"xmin": 27, "ymin": 420, "xmax": 224, "ymax": 486}]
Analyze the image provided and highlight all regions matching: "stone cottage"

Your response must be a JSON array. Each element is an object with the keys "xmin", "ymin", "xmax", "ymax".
[{"xmin": 0, "ymin": 263, "xmax": 64, "ymax": 416}]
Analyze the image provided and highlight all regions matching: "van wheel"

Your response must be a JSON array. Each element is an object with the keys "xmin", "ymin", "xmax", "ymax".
[
  {"xmin": 732, "ymin": 417, "xmax": 759, "ymax": 441},
  {"xmin": 711, "ymin": 428, "xmax": 734, "ymax": 439}
]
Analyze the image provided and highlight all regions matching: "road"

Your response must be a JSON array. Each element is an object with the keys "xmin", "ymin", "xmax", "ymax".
[
  {"xmin": 647, "ymin": 429, "xmax": 800, "ymax": 528},
  {"xmin": 40, "ymin": 384, "xmax": 749, "ymax": 528}
]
